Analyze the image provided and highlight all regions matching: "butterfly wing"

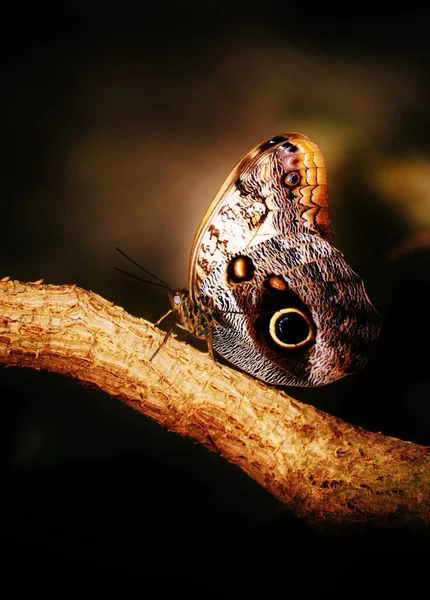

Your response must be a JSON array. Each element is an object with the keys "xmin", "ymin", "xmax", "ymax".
[
  {"xmin": 188, "ymin": 133, "xmax": 333, "ymax": 304},
  {"xmin": 199, "ymin": 233, "xmax": 380, "ymax": 386},
  {"xmin": 186, "ymin": 132, "xmax": 380, "ymax": 386}
]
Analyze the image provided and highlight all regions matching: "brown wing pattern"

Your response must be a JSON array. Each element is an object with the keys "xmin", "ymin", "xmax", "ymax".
[
  {"xmin": 169, "ymin": 132, "xmax": 381, "ymax": 386},
  {"xmin": 189, "ymin": 133, "xmax": 332, "ymax": 302}
]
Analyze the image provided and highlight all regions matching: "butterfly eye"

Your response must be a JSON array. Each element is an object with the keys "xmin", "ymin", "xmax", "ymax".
[
  {"xmin": 173, "ymin": 294, "xmax": 182, "ymax": 306},
  {"xmin": 269, "ymin": 308, "xmax": 314, "ymax": 349},
  {"xmin": 227, "ymin": 256, "xmax": 255, "ymax": 285},
  {"xmin": 283, "ymin": 171, "xmax": 301, "ymax": 187}
]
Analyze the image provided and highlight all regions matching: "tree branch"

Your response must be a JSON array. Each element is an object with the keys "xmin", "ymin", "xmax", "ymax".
[{"xmin": 1, "ymin": 277, "xmax": 429, "ymax": 532}]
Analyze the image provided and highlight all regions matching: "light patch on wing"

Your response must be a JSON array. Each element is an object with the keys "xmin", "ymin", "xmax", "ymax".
[{"xmin": 194, "ymin": 186, "xmax": 270, "ymax": 286}]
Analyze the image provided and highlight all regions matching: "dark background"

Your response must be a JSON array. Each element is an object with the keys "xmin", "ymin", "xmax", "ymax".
[{"xmin": 2, "ymin": 3, "xmax": 429, "ymax": 590}]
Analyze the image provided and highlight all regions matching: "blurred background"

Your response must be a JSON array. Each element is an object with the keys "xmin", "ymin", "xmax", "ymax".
[{"xmin": 2, "ymin": 2, "xmax": 429, "ymax": 587}]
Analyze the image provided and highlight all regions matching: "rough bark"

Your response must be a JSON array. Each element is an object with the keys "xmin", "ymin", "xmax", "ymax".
[{"xmin": 0, "ymin": 277, "xmax": 429, "ymax": 531}]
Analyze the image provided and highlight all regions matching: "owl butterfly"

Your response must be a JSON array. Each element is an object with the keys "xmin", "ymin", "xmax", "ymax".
[{"xmin": 163, "ymin": 133, "xmax": 380, "ymax": 387}]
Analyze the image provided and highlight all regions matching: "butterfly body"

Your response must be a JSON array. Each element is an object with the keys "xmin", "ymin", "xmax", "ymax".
[
  {"xmin": 168, "ymin": 133, "xmax": 380, "ymax": 387},
  {"xmin": 168, "ymin": 288, "xmax": 217, "ymax": 339}
]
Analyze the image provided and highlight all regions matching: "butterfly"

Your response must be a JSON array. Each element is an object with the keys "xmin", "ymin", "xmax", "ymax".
[{"xmin": 157, "ymin": 133, "xmax": 381, "ymax": 387}]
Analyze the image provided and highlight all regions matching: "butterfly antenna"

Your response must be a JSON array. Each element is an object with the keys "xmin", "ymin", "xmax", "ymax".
[
  {"xmin": 114, "ymin": 267, "xmax": 171, "ymax": 290},
  {"xmin": 115, "ymin": 247, "xmax": 170, "ymax": 288}
]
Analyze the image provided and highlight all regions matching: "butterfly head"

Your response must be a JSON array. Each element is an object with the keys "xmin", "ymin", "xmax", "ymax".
[
  {"xmin": 168, "ymin": 288, "xmax": 214, "ymax": 340},
  {"xmin": 168, "ymin": 288, "xmax": 188, "ymax": 322}
]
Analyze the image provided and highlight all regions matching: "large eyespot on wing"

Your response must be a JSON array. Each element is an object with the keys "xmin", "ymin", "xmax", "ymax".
[
  {"xmin": 259, "ymin": 275, "xmax": 316, "ymax": 353},
  {"xmin": 188, "ymin": 132, "xmax": 327, "ymax": 302},
  {"xmin": 207, "ymin": 272, "xmax": 320, "ymax": 386},
  {"xmin": 268, "ymin": 308, "xmax": 314, "ymax": 349}
]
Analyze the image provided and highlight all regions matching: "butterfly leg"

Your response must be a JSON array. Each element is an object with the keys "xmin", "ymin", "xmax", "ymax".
[
  {"xmin": 205, "ymin": 329, "xmax": 220, "ymax": 368},
  {"xmin": 154, "ymin": 308, "xmax": 173, "ymax": 327},
  {"xmin": 150, "ymin": 321, "xmax": 176, "ymax": 362}
]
